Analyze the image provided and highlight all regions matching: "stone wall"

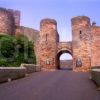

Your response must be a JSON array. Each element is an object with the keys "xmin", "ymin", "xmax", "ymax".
[
  {"xmin": 20, "ymin": 64, "xmax": 41, "ymax": 73},
  {"xmin": 0, "ymin": 64, "xmax": 41, "ymax": 83},
  {"xmin": 0, "ymin": 8, "xmax": 15, "ymax": 35},
  {"xmin": 15, "ymin": 26, "xmax": 39, "ymax": 42},
  {"xmin": 8, "ymin": 9, "xmax": 20, "ymax": 26},
  {"xmin": 0, "ymin": 67, "xmax": 26, "ymax": 83},
  {"xmin": 91, "ymin": 26, "xmax": 100, "ymax": 67}
]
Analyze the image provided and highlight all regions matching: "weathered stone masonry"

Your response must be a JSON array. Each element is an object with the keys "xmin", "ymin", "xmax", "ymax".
[
  {"xmin": 37, "ymin": 16, "xmax": 100, "ymax": 71},
  {"xmin": 0, "ymin": 8, "xmax": 15, "ymax": 35},
  {"xmin": 0, "ymin": 7, "xmax": 100, "ymax": 71},
  {"xmin": 0, "ymin": 7, "xmax": 39, "ymax": 42}
]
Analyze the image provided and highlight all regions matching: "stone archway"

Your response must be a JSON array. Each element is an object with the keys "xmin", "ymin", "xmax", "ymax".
[
  {"xmin": 36, "ymin": 17, "xmax": 95, "ymax": 71},
  {"xmin": 57, "ymin": 50, "xmax": 73, "ymax": 70}
]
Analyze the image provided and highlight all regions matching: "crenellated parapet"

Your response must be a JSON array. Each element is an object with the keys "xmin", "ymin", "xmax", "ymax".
[
  {"xmin": 0, "ymin": 7, "xmax": 39, "ymax": 43},
  {"xmin": 8, "ymin": 9, "xmax": 20, "ymax": 26},
  {"xmin": 0, "ymin": 7, "xmax": 15, "ymax": 35}
]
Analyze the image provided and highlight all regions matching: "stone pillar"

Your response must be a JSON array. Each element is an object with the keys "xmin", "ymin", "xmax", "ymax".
[
  {"xmin": 71, "ymin": 16, "xmax": 91, "ymax": 71},
  {"xmin": 38, "ymin": 18, "xmax": 58, "ymax": 71}
]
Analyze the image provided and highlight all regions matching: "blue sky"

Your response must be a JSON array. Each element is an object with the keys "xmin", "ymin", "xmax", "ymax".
[{"xmin": 0, "ymin": 0, "xmax": 100, "ymax": 60}]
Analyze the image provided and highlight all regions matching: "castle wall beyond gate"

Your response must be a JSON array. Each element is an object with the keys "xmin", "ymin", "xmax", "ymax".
[
  {"xmin": 0, "ymin": 7, "xmax": 100, "ymax": 71},
  {"xmin": 15, "ymin": 26, "xmax": 39, "ymax": 43}
]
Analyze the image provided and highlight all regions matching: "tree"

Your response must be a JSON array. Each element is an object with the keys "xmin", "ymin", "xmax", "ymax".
[{"xmin": 0, "ymin": 35, "xmax": 36, "ymax": 67}]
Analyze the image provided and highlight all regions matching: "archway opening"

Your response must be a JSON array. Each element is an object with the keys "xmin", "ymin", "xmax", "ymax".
[{"xmin": 57, "ymin": 50, "xmax": 73, "ymax": 70}]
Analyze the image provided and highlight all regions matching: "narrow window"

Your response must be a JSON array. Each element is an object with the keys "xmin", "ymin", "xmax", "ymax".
[
  {"xmin": 80, "ymin": 30, "xmax": 82, "ymax": 34},
  {"xmin": 46, "ymin": 33, "xmax": 48, "ymax": 42},
  {"xmin": 79, "ymin": 30, "xmax": 82, "ymax": 39}
]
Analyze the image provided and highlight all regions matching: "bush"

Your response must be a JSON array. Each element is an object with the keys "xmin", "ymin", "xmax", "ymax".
[{"xmin": 0, "ymin": 35, "xmax": 36, "ymax": 67}]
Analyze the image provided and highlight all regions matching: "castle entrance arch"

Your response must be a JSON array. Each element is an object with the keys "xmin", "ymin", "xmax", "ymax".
[
  {"xmin": 57, "ymin": 50, "xmax": 73, "ymax": 70},
  {"xmin": 57, "ymin": 42, "xmax": 73, "ymax": 70}
]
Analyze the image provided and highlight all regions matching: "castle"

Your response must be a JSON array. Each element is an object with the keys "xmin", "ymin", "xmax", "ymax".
[
  {"xmin": 0, "ymin": 7, "xmax": 39, "ymax": 42},
  {"xmin": 0, "ymin": 7, "xmax": 100, "ymax": 71}
]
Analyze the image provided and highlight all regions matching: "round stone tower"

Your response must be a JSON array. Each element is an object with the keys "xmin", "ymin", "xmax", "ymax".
[
  {"xmin": 71, "ymin": 16, "xmax": 91, "ymax": 41},
  {"xmin": 0, "ymin": 8, "xmax": 15, "ymax": 35},
  {"xmin": 71, "ymin": 16, "xmax": 91, "ymax": 71},
  {"xmin": 38, "ymin": 18, "xmax": 58, "ymax": 71}
]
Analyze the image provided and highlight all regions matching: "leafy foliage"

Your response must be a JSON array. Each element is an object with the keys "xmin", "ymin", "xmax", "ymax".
[{"xmin": 0, "ymin": 35, "xmax": 36, "ymax": 67}]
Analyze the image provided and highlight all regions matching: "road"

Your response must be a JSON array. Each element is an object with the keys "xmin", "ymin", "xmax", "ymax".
[{"xmin": 0, "ymin": 70, "xmax": 100, "ymax": 100}]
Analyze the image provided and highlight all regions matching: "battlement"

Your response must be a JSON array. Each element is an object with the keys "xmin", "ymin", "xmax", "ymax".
[
  {"xmin": 0, "ymin": 7, "xmax": 14, "ymax": 18},
  {"xmin": 40, "ymin": 18, "xmax": 57, "ymax": 25},
  {"xmin": 0, "ymin": 7, "xmax": 20, "ymax": 26},
  {"xmin": 0, "ymin": 7, "xmax": 15, "ymax": 35},
  {"xmin": 0, "ymin": 7, "xmax": 9, "ymax": 12},
  {"xmin": 71, "ymin": 16, "xmax": 91, "ymax": 27},
  {"xmin": 8, "ymin": 9, "xmax": 20, "ymax": 26},
  {"xmin": 40, "ymin": 18, "xmax": 57, "ymax": 30}
]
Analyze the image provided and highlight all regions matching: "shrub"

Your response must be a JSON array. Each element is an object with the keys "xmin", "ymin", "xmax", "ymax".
[{"xmin": 0, "ymin": 35, "xmax": 36, "ymax": 67}]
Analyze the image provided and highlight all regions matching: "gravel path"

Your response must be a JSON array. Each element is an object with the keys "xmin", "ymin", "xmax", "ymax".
[{"xmin": 0, "ymin": 70, "xmax": 100, "ymax": 100}]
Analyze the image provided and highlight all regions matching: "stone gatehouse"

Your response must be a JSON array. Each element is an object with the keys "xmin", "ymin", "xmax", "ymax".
[
  {"xmin": 36, "ymin": 17, "xmax": 100, "ymax": 71},
  {"xmin": 0, "ymin": 7, "xmax": 100, "ymax": 71}
]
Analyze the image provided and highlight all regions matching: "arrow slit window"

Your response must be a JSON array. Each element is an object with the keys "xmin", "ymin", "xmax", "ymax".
[
  {"xmin": 79, "ymin": 30, "xmax": 82, "ymax": 39},
  {"xmin": 45, "ymin": 33, "xmax": 48, "ymax": 43}
]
